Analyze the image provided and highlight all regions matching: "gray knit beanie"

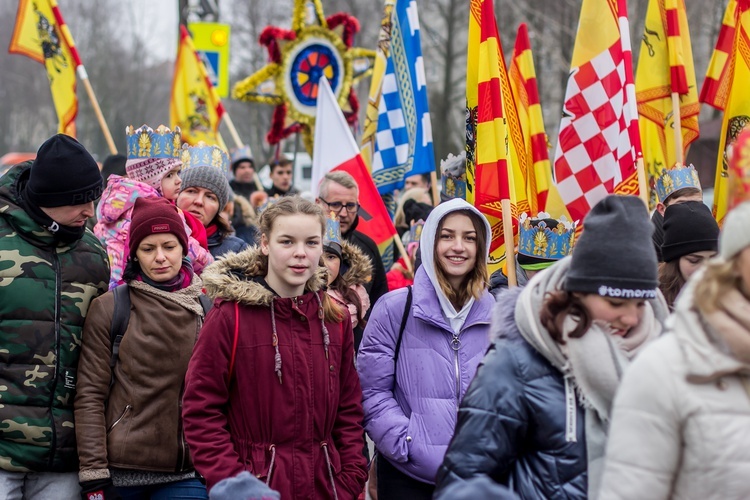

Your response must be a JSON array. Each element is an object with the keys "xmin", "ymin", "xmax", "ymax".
[
  {"xmin": 180, "ymin": 165, "xmax": 230, "ymax": 209},
  {"xmin": 565, "ymin": 195, "xmax": 658, "ymax": 299},
  {"xmin": 719, "ymin": 201, "xmax": 750, "ymax": 260}
]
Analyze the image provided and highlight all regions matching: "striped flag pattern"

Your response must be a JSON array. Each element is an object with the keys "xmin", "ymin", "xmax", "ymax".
[
  {"xmin": 666, "ymin": 0, "xmax": 690, "ymax": 93},
  {"xmin": 700, "ymin": 0, "xmax": 738, "ymax": 110}
]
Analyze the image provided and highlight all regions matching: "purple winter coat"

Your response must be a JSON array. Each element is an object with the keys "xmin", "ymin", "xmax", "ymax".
[{"xmin": 357, "ymin": 266, "xmax": 494, "ymax": 484}]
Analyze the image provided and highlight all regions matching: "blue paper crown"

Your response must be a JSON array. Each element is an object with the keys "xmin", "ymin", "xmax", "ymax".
[
  {"xmin": 323, "ymin": 212, "xmax": 343, "ymax": 251},
  {"xmin": 655, "ymin": 164, "xmax": 701, "ymax": 202},
  {"xmin": 518, "ymin": 212, "xmax": 577, "ymax": 260},
  {"xmin": 231, "ymin": 145, "xmax": 254, "ymax": 165},
  {"xmin": 180, "ymin": 142, "xmax": 230, "ymax": 172},
  {"xmin": 441, "ymin": 151, "xmax": 467, "ymax": 200},
  {"xmin": 126, "ymin": 124, "xmax": 182, "ymax": 160}
]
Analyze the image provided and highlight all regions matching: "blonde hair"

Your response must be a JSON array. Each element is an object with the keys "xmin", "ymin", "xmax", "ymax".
[
  {"xmin": 394, "ymin": 187, "xmax": 432, "ymax": 230},
  {"xmin": 433, "ymin": 209, "xmax": 489, "ymax": 308},
  {"xmin": 258, "ymin": 197, "xmax": 342, "ymax": 322},
  {"xmin": 694, "ymin": 256, "xmax": 740, "ymax": 314}
]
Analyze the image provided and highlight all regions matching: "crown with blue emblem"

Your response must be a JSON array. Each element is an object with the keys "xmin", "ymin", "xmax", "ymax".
[
  {"xmin": 126, "ymin": 124, "xmax": 182, "ymax": 160},
  {"xmin": 440, "ymin": 151, "xmax": 467, "ymax": 200},
  {"xmin": 323, "ymin": 212, "xmax": 343, "ymax": 258},
  {"xmin": 655, "ymin": 164, "xmax": 702, "ymax": 203},
  {"xmin": 518, "ymin": 212, "xmax": 577, "ymax": 261},
  {"xmin": 180, "ymin": 142, "xmax": 230, "ymax": 172}
]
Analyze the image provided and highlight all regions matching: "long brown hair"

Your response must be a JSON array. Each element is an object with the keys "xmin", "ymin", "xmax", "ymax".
[
  {"xmin": 433, "ymin": 209, "xmax": 489, "ymax": 309},
  {"xmin": 539, "ymin": 290, "xmax": 592, "ymax": 344},
  {"xmin": 258, "ymin": 197, "xmax": 343, "ymax": 322},
  {"xmin": 658, "ymin": 260, "xmax": 685, "ymax": 310}
]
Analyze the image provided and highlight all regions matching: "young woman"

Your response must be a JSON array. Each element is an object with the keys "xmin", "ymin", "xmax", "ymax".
[
  {"xmin": 177, "ymin": 143, "xmax": 248, "ymax": 259},
  {"xmin": 181, "ymin": 197, "xmax": 368, "ymax": 499},
  {"xmin": 357, "ymin": 198, "xmax": 495, "ymax": 499},
  {"xmin": 322, "ymin": 216, "xmax": 372, "ymax": 331},
  {"xmin": 95, "ymin": 124, "xmax": 212, "ymax": 289},
  {"xmin": 658, "ymin": 200, "xmax": 719, "ymax": 308},
  {"xmin": 599, "ymin": 201, "xmax": 750, "ymax": 499},
  {"xmin": 76, "ymin": 197, "xmax": 209, "ymax": 500},
  {"xmin": 433, "ymin": 195, "xmax": 669, "ymax": 500}
]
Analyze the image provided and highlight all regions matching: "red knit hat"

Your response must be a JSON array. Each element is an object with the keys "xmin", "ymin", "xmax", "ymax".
[{"xmin": 128, "ymin": 197, "xmax": 188, "ymax": 257}]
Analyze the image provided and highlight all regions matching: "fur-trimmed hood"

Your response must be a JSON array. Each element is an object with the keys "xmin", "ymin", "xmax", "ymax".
[
  {"xmin": 201, "ymin": 246, "xmax": 327, "ymax": 305},
  {"xmin": 338, "ymin": 240, "xmax": 373, "ymax": 288}
]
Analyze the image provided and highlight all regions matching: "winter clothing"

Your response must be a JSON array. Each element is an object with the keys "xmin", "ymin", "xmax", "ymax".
[
  {"xmin": 661, "ymin": 201, "xmax": 719, "ymax": 262},
  {"xmin": 0, "ymin": 164, "xmax": 109, "ymax": 473},
  {"xmin": 181, "ymin": 165, "xmax": 231, "ymax": 211},
  {"xmin": 651, "ymin": 209, "xmax": 665, "ymax": 262},
  {"xmin": 75, "ymin": 276, "xmax": 206, "ymax": 482},
  {"xmin": 26, "ymin": 134, "xmax": 103, "ymax": 207},
  {"xmin": 342, "ymin": 216, "xmax": 391, "ymax": 312},
  {"xmin": 230, "ymin": 146, "xmax": 254, "ymax": 173},
  {"xmin": 128, "ymin": 197, "xmax": 189, "ymax": 256},
  {"xmin": 125, "ymin": 157, "xmax": 181, "ymax": 194},
  {"xmin": 94, "ymin": 175, "xmax": 213, "ymax": 289},
  {"xmin": 565, "ymin": 195, "xmax": 658, "ymax": 298},
  {"xmin": 488, "ymin": 262, "xmax": 529, "ymax": 299},
  {"xmin": 600, "ymin": 272, "xmax": 750, "ymax": 499},
  {"xmin": 209, "ymin": 471, "xmax": 280, "ymax": 500},
  {"xmin": 326, "ymin": 240, "xmax": 373, "ymax": 330},
  {"xmin": 181, "ymin": 248, "xmax": 368, "ymax": 498},
  {"xmin": 435, "ymin": 258, "xmax": 668, "ymax": 500},
  {"xmin": 357, "ymin": 199, "xmax": 494, "ymax": 486},
  {"xmin": 719, "ymin": 200, "xmax": 750, "ymax": 259},
  {"xmin": 435, "ymin": 476, "xmax": 519, "ymax": 500},
  {"xmin": 264, "ymin": 184, "xmax": 299, "ymax": 198},
  {"xmin": 207, "ymin": 228, "xmax": 248, "ymax": 259},
  {"xmin": 230, "ymin": 179, "xmax": 258, "ymax": 200}
]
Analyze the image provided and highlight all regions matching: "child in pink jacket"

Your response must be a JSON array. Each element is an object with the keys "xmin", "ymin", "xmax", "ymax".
[{"xmin": 94, "ymin": 125, "xmax": 213, "ymax": 289}]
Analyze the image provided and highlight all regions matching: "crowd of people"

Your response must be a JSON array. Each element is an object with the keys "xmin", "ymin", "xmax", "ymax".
[{"xmin": 1, "ymin": 129, "xmax": 749, "ymax": 500}]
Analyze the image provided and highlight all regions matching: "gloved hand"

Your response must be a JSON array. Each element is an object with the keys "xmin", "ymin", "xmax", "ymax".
[{"xmin": 80, "ymin": 478, "xmax": 122, "ymax": 500}]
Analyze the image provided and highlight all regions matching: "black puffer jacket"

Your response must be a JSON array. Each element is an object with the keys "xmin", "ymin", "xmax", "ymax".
[{"xmin": 434, "ymin": 288, "xmax": 587, "ymax": 499}]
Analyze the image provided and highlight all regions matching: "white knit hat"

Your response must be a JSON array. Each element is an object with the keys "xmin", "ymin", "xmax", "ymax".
[{"xmin": 719, "ymin": 201, "xmax": 750, "ymax": 259}]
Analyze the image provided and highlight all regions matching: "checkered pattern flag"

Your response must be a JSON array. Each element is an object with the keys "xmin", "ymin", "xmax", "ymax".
[
  {"xmin": 553, "ymin": 0, "xmax": 641, "ymax": 223},
  {"xmin": 372, "ymin": 60, "xmax": 410, "ymax": 173}
]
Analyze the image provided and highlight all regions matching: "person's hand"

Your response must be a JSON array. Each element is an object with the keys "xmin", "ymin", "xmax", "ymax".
[{"xmin": 80, "ymin": 478, "xmax": 121, "ymax": 500}]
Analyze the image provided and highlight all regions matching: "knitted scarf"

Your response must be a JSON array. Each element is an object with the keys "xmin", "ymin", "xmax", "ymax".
[{"xmin": 703, "ymin": 288, "xmax": 750, "ymax": 365}]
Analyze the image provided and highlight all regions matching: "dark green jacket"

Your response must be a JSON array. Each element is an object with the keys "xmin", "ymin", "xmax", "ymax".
[{"xmin": 0, "ymin": 164, "xmax": 109, "ymax": 472}]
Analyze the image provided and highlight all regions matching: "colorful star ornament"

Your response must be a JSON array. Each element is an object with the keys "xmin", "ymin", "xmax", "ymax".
[{"xmin": 232, "ymin": 0, "xmax": 375, "ymax": 152}]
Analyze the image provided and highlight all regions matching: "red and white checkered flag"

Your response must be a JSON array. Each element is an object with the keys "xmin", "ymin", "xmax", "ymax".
[{"xmin": 553, "ymin": 0, "xmax": 641, "ymax": 223}]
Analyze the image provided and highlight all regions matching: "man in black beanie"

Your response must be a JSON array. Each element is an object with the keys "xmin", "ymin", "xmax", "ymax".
[{"xmin": 0, "ymin": 134, "xmax": 109, "ymax": 499}]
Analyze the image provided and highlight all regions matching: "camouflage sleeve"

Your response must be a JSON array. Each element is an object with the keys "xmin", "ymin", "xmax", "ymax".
[{"xmin": 74, "ymin": 292, "xmax": 116, "ymax": 479}]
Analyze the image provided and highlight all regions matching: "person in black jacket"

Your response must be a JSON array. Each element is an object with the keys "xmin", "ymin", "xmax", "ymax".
[
  {"xmin": 316, "ymin": 171, "xmax": 388, "ymax": 314},
  {"xmin": 434, "ymin": 195, "xmax": 668, "ymax": 500}
]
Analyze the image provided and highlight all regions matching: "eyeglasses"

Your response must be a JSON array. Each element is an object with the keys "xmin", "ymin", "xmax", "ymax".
[{"xmin": 319, "ymin": 197, "xmax": 359, "ymax": 214}]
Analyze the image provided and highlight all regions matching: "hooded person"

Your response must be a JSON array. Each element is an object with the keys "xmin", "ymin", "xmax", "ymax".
[
  {"xmin": 357, "ymin": 198, "xmax": 495, "ymax": 499},
  {"xmin": 94, "ymin": 124, "xmax": 213, "ymax": 289},
  {"xmin": 434, "ymin": 195, "xmax": 669, "ymax": 500}
]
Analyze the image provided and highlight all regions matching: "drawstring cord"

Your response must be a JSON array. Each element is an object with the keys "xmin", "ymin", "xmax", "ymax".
[
  {"xmin": 320, "ymin": 441, "xmax": 339, "ymax": 500},
  {"xmin": 270, "ymin": 298, "xmax": 282, "ymax": 384},
  {"xmin": 564, "ymin": 374, "xmax": 577, "ymax": 442},
  {"xmin": 266, "ymin": 444, "xmax": 277, "ymax": 486},
  {"xmin": 315, "ymin": 292, "xmax": 330, "ymax": 360}
]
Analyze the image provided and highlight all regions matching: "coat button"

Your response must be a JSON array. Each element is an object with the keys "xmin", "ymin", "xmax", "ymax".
[
  {"xmin": 300, "ymin": 316, "xmax": 306, "ymax": 321},
  {"xmin": 406, "ymin": 436, "xmax": 412, "ymax": 443},
  {"xmin": 716, "ymin": 378, "xmax": 728, "ymax": 391},
  {"xmin": 329, "ymin": 365, "xmax": 335, "ymax": 371}
]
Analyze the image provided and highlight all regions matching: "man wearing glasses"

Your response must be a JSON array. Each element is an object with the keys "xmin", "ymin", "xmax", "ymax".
[{"xmin": 317, "ymin": 171, "xmax": 388, "ymax": 347}]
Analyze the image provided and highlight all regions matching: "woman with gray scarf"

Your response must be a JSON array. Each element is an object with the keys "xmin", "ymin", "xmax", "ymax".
[{"xmin": 433, "ymin": 195, "xmax": 669, "ymax": 500}]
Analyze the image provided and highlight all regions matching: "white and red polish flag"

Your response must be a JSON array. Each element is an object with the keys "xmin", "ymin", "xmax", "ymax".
[
  {"xmin": 553, "ymin": 0, "xmax": 642, "ymax": 223},
  {"xmin": 311, "ymin": 77, "xmax": 397, "ymax": 251}
]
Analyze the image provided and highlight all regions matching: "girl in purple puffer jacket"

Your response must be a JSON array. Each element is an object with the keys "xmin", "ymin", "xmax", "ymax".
[{"xmin": 357, "ymin": 198, "xmax": 494, "ymax": 499}]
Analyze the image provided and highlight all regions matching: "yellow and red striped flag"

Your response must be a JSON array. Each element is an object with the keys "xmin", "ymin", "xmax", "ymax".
[
  {"xmin": 636, "ymin": 0, "xmax": 700, "ymax": 208},
  {"xmin": 509, "ymin": 23, "xmax": 558, "ymax": 216},
  {"xmin": 712, "ymin": 0, "xmax": 750, "ymax": 226},
  {"xmin": 466, "ymin": 0, "xmax": 519, "ymax": 270},
  {"xmin": 9, "ymin": 0, "xmax": 81, "ymax": 137},
  {"xmin": 700, "ymin": 0, "xmax": 738, "ymax": 110},
  {"xmin": 171, "ymin": 25, "xmax": 226, "ymax": 149}
]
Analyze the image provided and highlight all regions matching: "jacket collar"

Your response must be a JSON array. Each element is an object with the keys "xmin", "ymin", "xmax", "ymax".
[{"xmin": 0, "ymin": 164, "xmax": 58, "ymax": 248}]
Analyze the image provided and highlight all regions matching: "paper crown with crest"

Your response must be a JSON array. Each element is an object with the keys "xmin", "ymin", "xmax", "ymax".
[
  {"xmin": 440, "ymin": 151, "xmax": 467, "ymax": 200},
  {"xmin": 323, "ymin": 212, "xmax": 343, "ymax": 258},
  {"xmin": 518, "ymin": 212, "xmax": 577, "ymax": 262},
  {"xmin": 655, "ymin": 164, "xmax": 702, "ymax": 203},
  {"xmin": 126, "ymin": 124, "xmax": 182, "ymax": 160},
  {"xmin": 231, "ymin": 145, "xmax": 254, "ymax": 168},
  {"xmin": 180, "ymin": 142, "xmax": 230, "ymax": 172}
]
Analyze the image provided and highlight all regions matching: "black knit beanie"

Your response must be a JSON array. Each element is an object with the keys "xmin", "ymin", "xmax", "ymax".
[
  {"xmin": 26, "ymin": 134, "xmax": 103, "ymax": 207},
  {"xmin": 661, "ymin": 201, "xmax": 719, "ymax": 263},
  {"xmin": 565, "ymin": 195, "xmax": 658, "ymax": 299}
]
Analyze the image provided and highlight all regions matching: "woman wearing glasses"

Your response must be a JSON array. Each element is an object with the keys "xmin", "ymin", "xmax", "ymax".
[{"xmin": 357, "ymin": 198, "xmax": 495, "ymax": 498}]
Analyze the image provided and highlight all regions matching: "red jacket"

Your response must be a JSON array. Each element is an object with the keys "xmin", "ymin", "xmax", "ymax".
[{"xmin": 182, "ymin": 248, "xmax": 367, "ymax": 499}]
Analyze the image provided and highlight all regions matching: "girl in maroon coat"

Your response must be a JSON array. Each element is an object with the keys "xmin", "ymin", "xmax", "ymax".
[{"xmin": 182, "ymin": 197, "xmax": 368, "ymax": 499}]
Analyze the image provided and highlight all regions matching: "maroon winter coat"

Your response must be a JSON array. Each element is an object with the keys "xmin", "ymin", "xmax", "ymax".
[{"xmin": 182, "ymin": 248, "xmax": 368, "ymax": 499}]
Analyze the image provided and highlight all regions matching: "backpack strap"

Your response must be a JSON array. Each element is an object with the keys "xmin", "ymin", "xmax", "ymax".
[
  {"xmin": 393, "ymin": 285, "xmax": 412, "ymax": 365},
  {"xmin": 198, "ymin": 294, "xmax": 212, "ymax": 315},
  {"xmin": 109, "ymin": 284, "xmax": 131, "ymax": 392}
]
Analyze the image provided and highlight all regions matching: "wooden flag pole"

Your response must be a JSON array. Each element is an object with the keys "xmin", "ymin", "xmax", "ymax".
[
  {"xmin": 393, "ymin": 234, "xmax": 413, "ymax": 274},
  {"xmin": 501, "ymin": 198, "xmax": 517, "ymax": 287},
  {"xmin": 222, "ymin": 112, "xmax": 265, "ymax": 192},
  {"xmin": 430, "ymin": 171, "xmax": 440, "ymax": 206},
  {"xmin": 636, "ymin": 155, "xmax": 649, "ymax": 207},
  {"xmin": 77, "ymin": 67, "xmax": 117, "ymax": 154},
  {"xmin": 671, "ymin": 92, "xmax": 684, "ymax": 166}
]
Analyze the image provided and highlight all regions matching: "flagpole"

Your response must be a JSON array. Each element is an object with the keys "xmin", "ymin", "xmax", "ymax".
[
  {"xmin": 50, "ymin": 0, "xmax": 117, "ymax": 153},
  {"xmin": 393, "ymin": 235, "xmax": 413, "ymax": 274},
  {"xmin": 671, "ymin": 92, "xmax": 683, "ymax": 165},
  {"xmin": 501, "ymin": 199, "xmax": 517, "ymax": 287},
  {"xmin": 637, "ymin": 154, "xmax": 649, "ymax": 206},
  {"xmin": 430, "ymin": 171, "xmax": 440, "ymax": 205}
]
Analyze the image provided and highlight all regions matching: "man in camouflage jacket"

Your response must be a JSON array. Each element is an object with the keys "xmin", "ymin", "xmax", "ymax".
[{"xmin": 0, "ymin": 135, "xmax": 109, "ymax": 499}]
